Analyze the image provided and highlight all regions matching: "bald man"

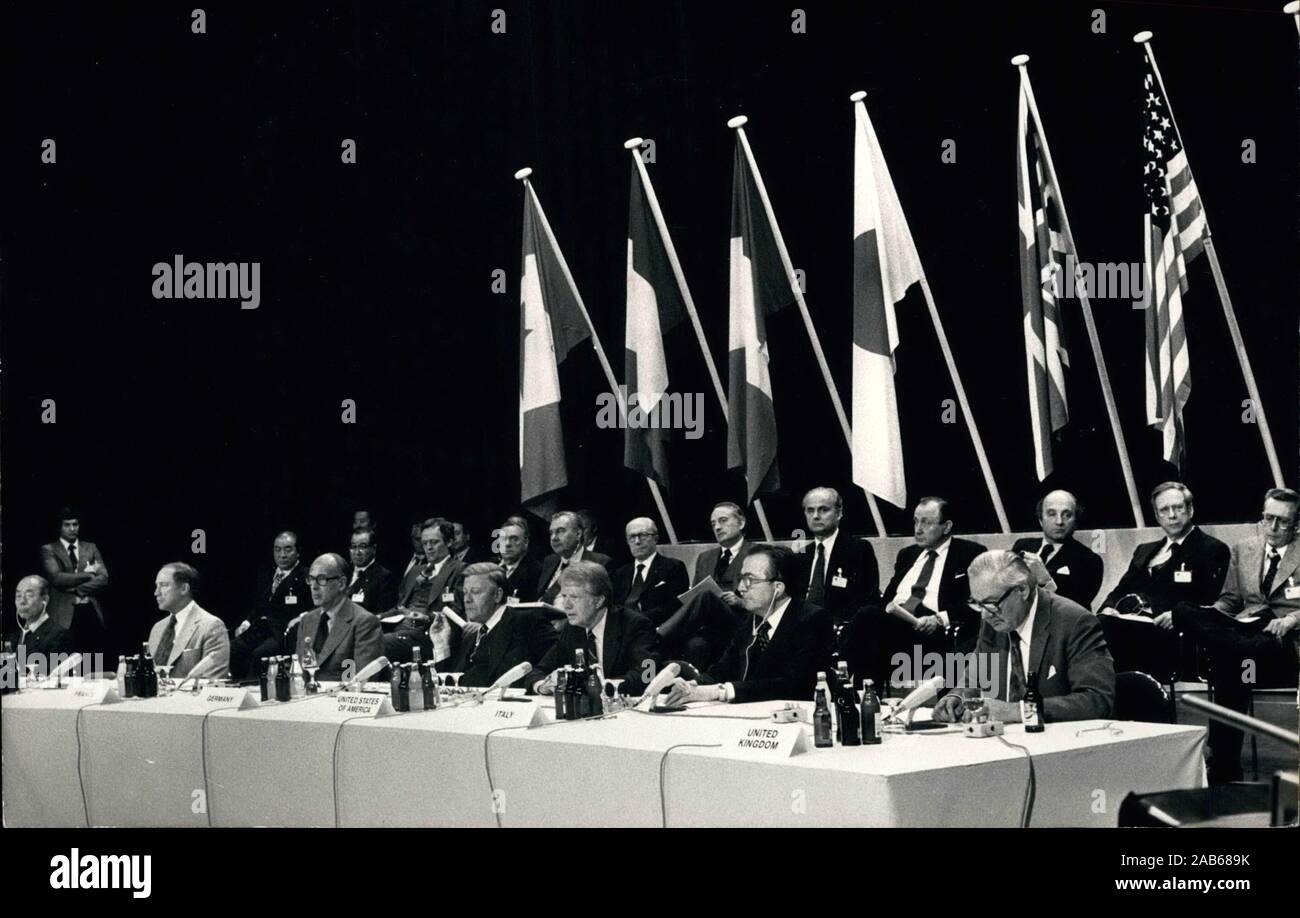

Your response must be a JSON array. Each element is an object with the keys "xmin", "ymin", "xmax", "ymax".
[
  {"xmin": 790, "ymin": 487, "xmax": 881, "ymax": 625},
  {"xmin": 1011, "ymin": 490, "xmax": 1104, "ymax": 609},
  {"xmin": 291, "ymin": 553, "xmax": 385, "ymax": 683},
  {"xmin": 610, "ymin": 517, "xmax": 689, "ymax": 626},
  {"xmin": 7, "ymin": 575, "xmax": 74, "ymax": 658}
]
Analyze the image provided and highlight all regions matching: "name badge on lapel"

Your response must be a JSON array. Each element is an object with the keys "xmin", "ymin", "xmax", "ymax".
[
  {"xmin": 441, "ymin": 589, "xmax": 456, "ymax": 604},
  {"xmin": 1285, "ymin": 582, "xmax": 1300, "ymax": 600},
  {"xmin": 286, "ymin": 594, "xmax": 299, "ymax": 605},
  {"xmin": 352, "ymin": 589, "xmax": 366, "ymax": 603},
  {"xmin": 1174, "ymin": 566, "xmax": 1192, "ymax": 584},
  {"xmin": 1057, "ymin": 565, "xmax": 1071, "ymax": 576},
  {"xmin": 831, "ymin": 569, "xmax": 848, "ymax": 589}
]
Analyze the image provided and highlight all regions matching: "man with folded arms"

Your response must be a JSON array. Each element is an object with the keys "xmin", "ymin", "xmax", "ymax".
[
  {"xmin": 933, "ymin": 550, "xmax": 1114, "ymax": 724},
  {"xmin": 663, "ymin": 545, "xmax": 833, "ymax": 705},
  {"xmin": 1172, "ymin": 487, "xmax": 1300, "ymax": 783},
  {"xmin": 444, "ymin": 563, "xmax": 556, "ymax": 687}
]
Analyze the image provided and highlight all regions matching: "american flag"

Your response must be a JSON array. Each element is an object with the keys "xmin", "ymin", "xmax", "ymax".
[
  {"xmin": 1141, "ymin": 50, "xmax": 1206, "ymax": 472},
  {"xmin": 1017, "ymin": 79, "xmax": 1071, "ymax": 480}
]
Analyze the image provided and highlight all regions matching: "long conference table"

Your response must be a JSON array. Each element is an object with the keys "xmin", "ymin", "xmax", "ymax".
[{"xmin": 2, "ymin": 682, "xmax": 1205, "ymax": 828}]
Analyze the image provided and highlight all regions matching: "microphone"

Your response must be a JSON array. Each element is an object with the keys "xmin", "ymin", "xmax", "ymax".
[
  {"xmin": 635, "ymin": 662, "xmax": 681, "ymax": 710},
  {"xmin": 893, "ymin": 676, "xmax": 945, "ymax": 725},
  {"xmin": 339, "ymin": 655, "xmax": 391, "ymax": 691},
  {"xmin": 51, "ymin": 653, "xmax": 84, "ymax": 681},
  {"xmin": 479, "ymin": 661, "xmax": 532, "ymax": 699}
]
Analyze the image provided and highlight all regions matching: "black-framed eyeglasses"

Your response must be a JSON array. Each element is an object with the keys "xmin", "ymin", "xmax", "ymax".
[
  {"xmin": 968, "ymin": 585, "xmax": 1017, "ymax": 615},
  {"xmin": 737, "ymin": 574, "xmax": 775, "ymax": 588},
  {"xmin": 305, "ymin": 575, "xmax": 344, "ymax": 587}
]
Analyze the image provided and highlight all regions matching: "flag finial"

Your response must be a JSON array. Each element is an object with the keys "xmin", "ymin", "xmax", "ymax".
[
  {"xmin": 727, "ymin": 115, "xmax": 748, "ymax": 129},
  {"xmin": 623, "ymin": 137, "xmax": 643, "ymax": 150},
  {"xmin": 1133, "ymin": 30, "xmax": 1153, "ymax": 43},
  {"xmin": 513, "ymin": 167, "xmax": 533, "ymax": 181},
  {"xmin": 1287, "ymin": 2, "xmax": 1300, "ymax": 12},
  {"xmin": 1010, "ymin": 54, "xmax": 1030, "ymax": 67},
  {"xmin": 850, "ymin": 90, "xmax": 867, "ymax": 102}
]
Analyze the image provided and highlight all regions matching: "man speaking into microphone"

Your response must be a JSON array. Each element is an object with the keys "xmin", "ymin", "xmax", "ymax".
[{"xmin": 663, "ymin": 545, "xmax": 833, "ymax": 705}]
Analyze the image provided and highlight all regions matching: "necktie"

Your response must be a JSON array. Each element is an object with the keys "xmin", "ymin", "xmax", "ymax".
[
  {"xmin": 713, "ymin": 548, "xmax": 732, "ymax": 582},
  {"xmin": 807, "ymin": 543, "xmax": 826, "ymax": 606},
  {"xmin": 1039, "ymin": 542, "xmax": 1055, "ymax": 564},
  {"xmin": 584, "ymin": 630, "xmax": 599, "ymax": 666},
  {"xmin": 903, "ymin": 550, "xmax": 939, "ymax": 613},
  {"xmin": 630, "ymin": 563, "xmax": 647, "ymax": 601},
  {"xmin": 1156, "ymin": 539, "xmax": 1184, "ymax": 572},
  {"xmin": 468, "ymin": 626, "xmax": 487, "ymax": 664},
  {"xmin": 271, "ymin": 568, "xmax": 287, "ymax": 593},
  {"xmin": 752, "ymin": 620, "xmax": 772, "ymax": 660},
  {"xmin": 1262, "ymin": 549, "xmax": 1282, "ymax": 595},
  {"xmin": 313, "ymin": 612, "xmax": 330, "ymax": 655},
  {"xmin": 1008, "ymin": 631, "xmax": 1027, "ymax": 702},
  {"xmin": 155, "ymin": 614, "xmax": 177, "ymax": 663},
  {"xmin": 68, "ymin": 544, "xmax": 78, "ymax": 569}
]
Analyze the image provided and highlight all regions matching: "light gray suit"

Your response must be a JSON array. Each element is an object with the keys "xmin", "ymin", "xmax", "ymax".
[
  {"xmin": 147, "ymin": 602, "xmax": 230, "ymax": 680},
  {"xmin": 1213, "ymin": 535, "xmax": 1300, "ymax": 621}
]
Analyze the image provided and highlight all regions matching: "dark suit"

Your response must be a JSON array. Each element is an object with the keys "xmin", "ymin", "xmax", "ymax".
[
  {"xmin": 692, "ymin": 541, "xmax": 756, "ymax": 592},
  {"xmin": 972, "ymin": 591, "xmax": 1115, "ymax": 722},
  {"xmin": 1011, "ymin": 536, "xmax": 1104, "ymax": 610},
  {"xmin": 444, "ymin": 605, "xmax": 557, "ymax": 688},
  {"xmin": 537, "ymin": 549, "xmax": 613, "ymax": 603},
  {"xmin": 453, "ymin": 546, "xmax": 493, "ymax": 566},
  {"xmin": 348, "ymin": 562, "xmax": 397, "ymax": 615},
  {"xmin": 612, "ymin": 554, "xmax": 690, "ymax": 626},
  {"xmin": 699, "ymin": 598, "xmax": 833, "ymax": 704},
  {"xmin": 292, "ymin": 600, "xmax": 385, "ymax": 682},
  {"xmin": 394, "ymin": 555, "xmax": 426, "ymax": 610},
  {"xmin": 849, "ymin": 536, "xmax": 987, "ymax": 689},
  {"xmin": 529, "ymin": 606, "xmax": 660, "ymax": 695},
  {"xmin": 7, "ymin": 620, "xmax": 75, "ymax": 659},
  {"xmin": 230, "ymin": 563, "xmax": 314, "ymax": 678},
  {"xmin": 1098, "ymin": 526, "xmax": 1230, "ymax": 679},
  {"xmin": 503, "ymin": 557, "xmax": 543, "ymax": 603},
  {"xmin": 1173, "ymin": 535, "xmax": 1300, "ymax": 782},
  {"xmin": 789, "ymin": 533, "xmax": 881, "ymax": 625}
]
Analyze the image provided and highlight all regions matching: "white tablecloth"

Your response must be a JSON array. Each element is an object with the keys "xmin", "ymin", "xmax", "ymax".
[{"xmin": 3, "ymin": 687, "xmax": 1205, "ymax": 827}]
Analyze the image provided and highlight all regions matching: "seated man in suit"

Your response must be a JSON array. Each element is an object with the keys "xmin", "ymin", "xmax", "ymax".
[
  {"xmin": 149, "ymin": 563, "xmax": 230, "ymax": 680},
  {"xmin": 1098, "ymin": 481, "xmax": 1230, "ymax": 680},
  {"xmin": 40, "ymin": 508, "xmax": 109, "ymax": 654},
  {"xmin": 528, "ymin": 560, "xmax": 660, "ymax": 696},
  {"xmin": 8, "ymin": 575, "xmax": 74, "ymax": 661},
  {"xmin": 790, "ymin": 486, "xmax": 881, "ymax": 626},
  {"xmin": 933, "ymin": 550, "xmax": 1114, "ymax": 723},
  {"xmin": 1173, "ymin": 487, "xmax": 1300, "ymax": 783},
  {"xmin": 537, "ymin": 511, "xmax": 612, "ymax": 604},
  {"xmin": 1012, "ymin": 489, "xmax": 1104, "ymax": 609},
  {"xmin": 347, "ymin": 528, "xmax": 397, "ymax": 614},
  {"xmin": 230, "ymin": 531, "xmax": 314, "ymax": 678},
  {"xmin": 385, "ymin": 518, "xmax": 465, "ymax": 666},
  {"xmin": 395, "ymin": 521, "xmax": 427, "ymax": 604},
  {"xmin": 612, "ymin": 518, "xmax": 690, "ymax": 624},
  {"xmin": 496, "ymin": 520, "xmax": 542, "ymax": 603},
  {"xmin": 444, "ymin": 563, "xmax": 556, "ymax": 687},
  {"xmin": 654, "ymin": 502, "xmax": 753, "ymax": 667},
  {"xmin": 848, "ymin": 496, "xmax": 986, "ymax": 690},
  {"xmin": 450, "ymin": 521, "xmax": 491, "ymax": 565},
  {"xmin": 664, "ymin": 544, "xmax": 833, "ymax": 705},
  {"xmin": 292, "ymin": 553, "xmax": 385, "ymax": 683}
]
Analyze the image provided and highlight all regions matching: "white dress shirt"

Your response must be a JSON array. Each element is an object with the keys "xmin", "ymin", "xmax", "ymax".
[
  {"xmin": 891, "ymin": 538, "xmax": 953, "ymax": 625},
  {"xmin": 808, "ymin": 529, "xmax": 840, "ymax": 587}
]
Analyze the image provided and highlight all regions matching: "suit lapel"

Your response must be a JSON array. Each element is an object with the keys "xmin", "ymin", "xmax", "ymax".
[
  {"xmin": 171, "ymin": 611, "xmax": 201, "ymax": 665},
  {"xmin": 601, "ymin": 608, "xmax": 623, "ymax": 671},
  {"xmin": 1272, "ymin": 543, "xmax": 1300, "ymax": 595},
  {"xmin": 318, "ymin": 604, "xmax": 352, "ymax": 663},
  {"xmin": 1028, "ymin": 594, "xmax": 1052, "ymax": 681}
]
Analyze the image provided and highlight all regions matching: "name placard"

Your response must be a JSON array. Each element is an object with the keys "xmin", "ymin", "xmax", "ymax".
[
  {"xmin": 479, "ymin": 700, "xmax": 544, "ymax": 727},
  {"xmin": 70, "ymin": 681, "xmax": 121, "ymax": 705},
  {"xmin": 724, "ymin": 722, "xmax": 807, "ymax": 759},
  {"xmin": 199, "ymin": 687, "xmax": 260, "ymax": 711},
  {"xmin": 336, "ymin": 691, "xmax": 395, "ymax": 717}
]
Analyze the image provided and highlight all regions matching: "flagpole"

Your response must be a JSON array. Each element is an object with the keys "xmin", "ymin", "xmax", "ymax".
[
  {"xmin": 1013, "ymin": 56, "xmax": 1146, "ymax": 527},
  {"xmin": 727, "ymin": 116, "xmax": 898, "ymax": 535},
  {"xmin": 625, "ymin": 140, "xmax": 777, "ymax": 540},
  {"xmin": 516, "ymin": 168, "xmax": 680, "ymax": 543},
  {"xmin": 1133, "ymin": 33, "xmax": 1286, "ymax": 488}
]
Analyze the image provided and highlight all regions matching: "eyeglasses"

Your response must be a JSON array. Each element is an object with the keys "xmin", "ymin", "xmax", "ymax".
[
  {"xmin": 305, "ymin": 575, "xmax": 344, "ymax": 586},
  {"xmin": 737, "ymin": 574, "xmax": 775, "ymax": 587},
  {"xmin": 1155, "ymin": 503, "xmax": 1189, "ymax": 517},
  {"xmin": 968, "ymin": 586, "xmax": 1017, "ymax": 615},
  {"xmin": 1261, "ymin": 514, "xmax": 1297, "ymax": 530}
]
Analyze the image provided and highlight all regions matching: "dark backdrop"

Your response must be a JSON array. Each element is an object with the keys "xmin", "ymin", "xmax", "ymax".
[{"xmin": 3, "ymin": 1, "xmax": 1296, "ymax": 650}]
